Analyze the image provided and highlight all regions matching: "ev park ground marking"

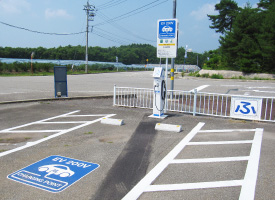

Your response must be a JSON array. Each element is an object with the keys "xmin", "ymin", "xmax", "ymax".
[
  {"xmin": 123, "ymin": 122, "xmax": 263, "ymax": 200},
  {"xmin": 0, "ymin": 111, "xmax": 116, "ymax": 158},
  {"xmin": 8, "ymin": 155, "xmax": 100, "ymax": 193}
]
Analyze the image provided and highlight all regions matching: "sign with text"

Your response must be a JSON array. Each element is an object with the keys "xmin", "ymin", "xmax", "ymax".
[
  {"xmin": 157, "ymin": 19, "xmax": 178, "ymax": 58},
  {"xmin": 230, "ymin": 96, "xmax": 262, "ymax": 120},
  {"xmin": 7, "ymin": 155, "xmax": 99, "ymax": 193}
]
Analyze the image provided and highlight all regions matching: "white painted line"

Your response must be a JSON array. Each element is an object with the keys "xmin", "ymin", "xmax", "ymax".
[
  {"xmin": 0, "ymin": 110, "xmax": 80, "ymax": 133},
  {"xmin": 0, "ymin": 113, "xmax": 116, "ymax": 158},
  {"xmin": 198, "ymin": 129, "xmax": 256, "ymax": 133},
  {"xmin": 0, "ymin": 130, "xmax": 65, "ymax": 133},
  {"xmin": 188, "ymin": 140, "xmax": 253, "ymax": 145},
  {"xmin": 239, "ymin": 128, "xmax": 263, "ymax": 200},
  {"xmin": 64, "ymin": 114, "xmax": 107, "ymax": 117},
  {"xmin": 172, "ymin": 156, "xmax": 250, "ymax": 164},
  {"xmin": 189, "ymin": 85, "xmax": 209, "ymax": 92},
  {"xmin": 145, "ymin": 180, "xmax": 244, "ymax": 192},
  {"xmin": 122, "ymin": 122, "xmax": 205, "ymax": 200},
  {"xmin": 38, "ymin": 122, "xmax": 90, "ymax": 124}
]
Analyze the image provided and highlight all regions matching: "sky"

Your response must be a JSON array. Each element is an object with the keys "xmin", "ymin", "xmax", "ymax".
[{"xmin": 0, "ymin": 0, "xmax": 260, "ymax": 53}]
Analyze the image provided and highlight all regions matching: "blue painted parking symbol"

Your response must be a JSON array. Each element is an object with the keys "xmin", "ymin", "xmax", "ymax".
[{"xmin": 7, "ymin": 155, "xmax": 99, "ymax": 193}]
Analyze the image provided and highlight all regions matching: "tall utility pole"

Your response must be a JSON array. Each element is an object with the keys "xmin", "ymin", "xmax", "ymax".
[
  {"xmin": 83, "ymin": 1, "xmax": 96, "ymax": 73},
  {"xmin": 171, "ymin": 0, "xmax": 177, "ymax": 90}
]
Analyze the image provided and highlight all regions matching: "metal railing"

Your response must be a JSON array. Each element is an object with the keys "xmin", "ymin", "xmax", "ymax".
[{"xmin": 113, "ymin": 85, "xmax": 275, "ymax": 122}]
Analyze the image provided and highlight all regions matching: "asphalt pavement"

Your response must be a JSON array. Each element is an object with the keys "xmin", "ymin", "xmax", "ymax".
[{"xmin": 0, "ymin": 72, "xmax": 274, "ymax": 200}]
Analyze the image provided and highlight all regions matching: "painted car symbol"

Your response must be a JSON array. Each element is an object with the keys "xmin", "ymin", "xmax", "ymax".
[
  {"xmin": 38, "ymin": 164, "xmax": 75, "ymax": 177},
  {"xmin": 162, "ymin": 26, "xmax": 173, "ymax": 33}
]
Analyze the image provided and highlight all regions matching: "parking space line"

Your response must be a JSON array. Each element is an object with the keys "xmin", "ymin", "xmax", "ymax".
[
  {"xmin": 171, "ymin": 156, "xmax": 250, "ymax": 164},
  {"xmin": 188, "ymin": 140, "xmax": 253, "ymax": 145},
  {"xmin": 0, "ymin": 130, "xmax": 65, "ymax": 133},
  {"xmin": 239, "ymin": 128, "xmax": 263, "ymax": 200},
  {"xmin": 122, "ymin": 122, "xmax": 205, "ymax": 200},
  {"xmin": 190, "ymin": 85, "xmax": 209, "ymax": 92},
  {"xmin": 198, "ymin": 129, "xmax": 256, "ymax": 133},
  {"xmin": 0, "ymin": 112, "xmax": 116, "ymax": 158},
  {"xmin": 144, "ymin": 180, "xmax": 244, "ymax": 192},
  {"xmin": 123, "ymin": 126, "xmax": 263, "ymax": 200},
  {"xmin": 0, "ymin": 110, "xmax": 80, "ymax": 133}
]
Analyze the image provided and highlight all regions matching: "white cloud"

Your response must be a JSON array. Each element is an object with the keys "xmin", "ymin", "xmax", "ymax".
[
  {"xmin": 45, "ymin": 8, "xmax": 72, "ymax": 20},
  {"xmin": 0, "ymin": 0, "xmax": 31, "ymax": 14},
  {"xmin": 190, "ymin": 3, "xmax": 218, "ymax": 21}
]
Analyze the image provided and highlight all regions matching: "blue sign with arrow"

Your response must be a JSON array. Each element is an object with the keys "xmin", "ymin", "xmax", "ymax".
[{"xmin": 7, "ymin": 155, "xmax": 99, "ymax": 193}]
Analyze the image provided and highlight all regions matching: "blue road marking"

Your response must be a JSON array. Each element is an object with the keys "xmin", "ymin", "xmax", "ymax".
[{"xmin": 7, "ymin": 155, "xmax": 99, "ymax": 193}]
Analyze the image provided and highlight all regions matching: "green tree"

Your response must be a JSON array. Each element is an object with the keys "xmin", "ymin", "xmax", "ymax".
[
  {"xmin": 220, "ymin": 4, "xmax": 262, "ymax": 73},
  {"xmin": 258, "ymin": 2, "xmax": 275, "ymax": 72},
  {"xmin": 208, "ymin": 0, "xmax": 239, "ymax": 34},
  {"xmin": 258, "ymin": 0, "xmax": 275, "ymax": 9}
]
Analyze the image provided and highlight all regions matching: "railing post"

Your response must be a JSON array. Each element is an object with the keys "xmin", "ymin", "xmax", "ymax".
[
  {"xmin": 193, "ymin": 89, "xmax": 197, "ymax": 116},
  {"xmin": 113, "ymin": 84, "xmax": 116, "ymax": 106}
]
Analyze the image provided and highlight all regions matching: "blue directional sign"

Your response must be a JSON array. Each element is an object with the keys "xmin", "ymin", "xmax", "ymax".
[
  {"xmin": 158, "ymin": 19, "xmax": 177, "ymax": 39},
  {"xmin": 7, "ymin": 155, "xmax": 100, "ymax": 193}
]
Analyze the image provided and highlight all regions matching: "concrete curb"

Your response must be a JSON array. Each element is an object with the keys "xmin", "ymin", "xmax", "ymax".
[{"xmin": 0, "ymin": 95, "xmax": 114, "ymax": 105}]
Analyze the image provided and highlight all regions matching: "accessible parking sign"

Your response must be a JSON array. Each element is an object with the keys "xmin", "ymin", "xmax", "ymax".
[{"xmin": 7, "ymin": 155, "xmax": 99, "ymax": 193}]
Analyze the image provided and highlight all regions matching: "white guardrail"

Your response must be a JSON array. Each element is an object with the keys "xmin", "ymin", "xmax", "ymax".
[{"xmin": 113, "ymin": 85, "xmax": 275, "ymax": 123}]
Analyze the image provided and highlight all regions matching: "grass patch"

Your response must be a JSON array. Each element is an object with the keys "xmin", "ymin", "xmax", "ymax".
[
  {"xmin": 211, "ymin": 74, "xmax": 224, "ymax": 79},
  {"xmin": 84, "ymin": 132, "xmax": 93, "ymax": 135},
  {"xmin": 201, "ymin": 73, "xmax": 210, "ymax": 78},
  {"xmin": 0, "ymin": 149, "xmax": 7, "ymax": 153},
  {"xmin": 188, "ymin": 71, "xmax": 200, "ymax": 77}
]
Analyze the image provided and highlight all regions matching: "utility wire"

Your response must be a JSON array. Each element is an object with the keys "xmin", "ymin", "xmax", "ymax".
[
  {"xmin": 97, "ymin": 0, "xmax": 128, "ymax": 10},
  {"xmin": 0, "ymin": 20, "xmax": 85, "ymax": 35},
  {"xmin": 95, "ymin": 0, "xmax": 168, "ymax": 26},
  {"xmin": 96, "ymin": 10, "xmax": 156, "ymax": 43}
]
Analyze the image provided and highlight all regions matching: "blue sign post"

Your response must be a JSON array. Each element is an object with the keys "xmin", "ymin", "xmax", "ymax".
[
  {"xmin": 157, "ymin": 19, "xmax": 178, "ymax": 58},
  {"xmin": 7, "ymin": 155, "xmax": 99, "ymax": 193}
]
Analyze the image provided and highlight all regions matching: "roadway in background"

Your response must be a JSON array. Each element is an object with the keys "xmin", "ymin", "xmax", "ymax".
[{"xmin": 0, "ymin": 71, "xmax": 275, "ymax": 102}]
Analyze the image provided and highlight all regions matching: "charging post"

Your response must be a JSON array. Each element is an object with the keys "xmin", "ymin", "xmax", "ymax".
[{"xmin": 149, "ymin": 67, "xmax": 167, "ymax": 119}]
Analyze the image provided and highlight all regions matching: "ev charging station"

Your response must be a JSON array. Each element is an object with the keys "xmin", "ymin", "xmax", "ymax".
[
  {"xmin": 150, "ymin": 18, "xmax": 178, "ymax": 119},
  {"xmin": 150, "ymin": 67, "xmax": 167, "ymax": 118}
]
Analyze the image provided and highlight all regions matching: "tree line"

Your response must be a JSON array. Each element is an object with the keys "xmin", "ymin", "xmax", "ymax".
[
  {"xmin": 206, "ymin": 0, "xmax": 275, "ymax": 73},
  {"xmin": 0, "ymin": 44, "xmax": 208, "ymax": 68}
]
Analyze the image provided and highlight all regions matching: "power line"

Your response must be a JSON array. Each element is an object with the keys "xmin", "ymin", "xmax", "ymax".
[
  {"xmin": 0, "ymin": 20, "xmax": 85, "ymax": 35},
  {"xmin": 95, "ymin": 0, "xmax": 168, "ymax": 26},
  {"xmin": 96, "ymin": 10, "xmax": 156, "ymax": 43},
  {"xmin": 97, "ymin": 0, "xmax": 128, "ymax": 10}
]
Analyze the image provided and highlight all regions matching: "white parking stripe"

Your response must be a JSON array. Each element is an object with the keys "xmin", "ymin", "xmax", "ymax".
[
  {"xmin": 188, "ymin": 140, "xmax": 253, "ymax": 145},
  {"xmin": 239, "ymin": 128, "xmax": 263, "ymax": 200},
  {"xmin": 189, "ymin": 85, "xmax": 209, "ymax": 92},
  {"xmin": 171, "ymin": 156, "xmax": 250, "ymax": 164},
  {"xmin": 122, "ymin": 122, "xmax": 205, "ymax": 200},
  {"xmin": 123, "ymin": 126, "xmax": 263, "ymax": 200},
  {"xmin": 198, "ymin": 129, "xmax": 256, "ymax": 133},
  {"xmin": 0, "ymin": 112, "xmax": 116, "ymax": 158},
  {"xmin": 145, "ymin": 180, "xmax": 244, "ymax": 192},
  {"xmin": 0, "ymin": 110, "xmax": 80, "ymax": 133}
]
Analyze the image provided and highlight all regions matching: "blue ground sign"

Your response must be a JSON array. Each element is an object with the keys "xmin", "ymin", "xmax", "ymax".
[{"xmin": 7, "ymin": 155, "xmax": 100, "ymax": 193}]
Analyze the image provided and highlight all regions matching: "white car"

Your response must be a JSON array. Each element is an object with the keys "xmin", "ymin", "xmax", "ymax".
[
  {"xmin": 38, "ymin": 164, "xmax": 75, "ymax": 177},
  {"xmin": 162, "ymin": 26, "xmax": 173, "ymax": 33}
]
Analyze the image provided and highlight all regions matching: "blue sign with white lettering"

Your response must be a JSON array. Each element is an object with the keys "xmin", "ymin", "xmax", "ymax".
[
  {"xmin": 158, "ymin": 20, "xmax": 176, "ymax": 39},
  {"xmin": 7, "ymin": 155, "xmax": 99, "ymax": 193}
]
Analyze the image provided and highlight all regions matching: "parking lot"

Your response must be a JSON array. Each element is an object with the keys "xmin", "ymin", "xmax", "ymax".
[
  {"xmin": 0, "ymin": 97, "xmax": 274, "ymax": 200},
  {"xmin": 0, "ymin": 72, "xmax": 274, "ymax": 199}
]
